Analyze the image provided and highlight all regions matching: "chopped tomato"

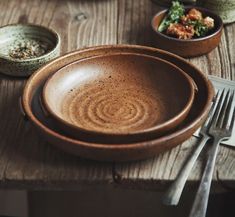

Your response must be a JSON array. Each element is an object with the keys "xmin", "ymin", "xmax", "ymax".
[
  {"xmin": 187, "ymin": 9, "xmax": 202, "ymax": 21},
  {"xmin": 167, "ymin": 23, "xmax": 195, "ymax": 39}
]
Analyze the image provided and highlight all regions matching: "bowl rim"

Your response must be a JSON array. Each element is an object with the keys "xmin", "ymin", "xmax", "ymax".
[
  {"xmin": 0, "ymin": 23, "xmax": 60, "ymax": 62},
  {"xmin": 151, "ymin": 6, "xmax": 223, "ymax": 43},
  {"xmin": 42, "ymin": 52, "xmax": 196, "ymax": 137},
  {"xmin": 22, "ymin": 44, "xmax": 214, "ymax": 149}
]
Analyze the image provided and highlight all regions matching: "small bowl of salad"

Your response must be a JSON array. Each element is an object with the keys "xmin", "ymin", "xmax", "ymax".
[{"xmin": 151, "ymin": 1, "xmax": 223, "ymax": 57}]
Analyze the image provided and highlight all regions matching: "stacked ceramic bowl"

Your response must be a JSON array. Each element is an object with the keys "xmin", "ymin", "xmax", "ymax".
[{"xmin": 21, "ymin": 45, "xmax": 214, "ymax": 162}]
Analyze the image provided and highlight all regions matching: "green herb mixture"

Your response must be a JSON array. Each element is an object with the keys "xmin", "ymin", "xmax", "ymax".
[{"xmin": 158, "ymin": 1, "xmax": 215, "ymax": 39}]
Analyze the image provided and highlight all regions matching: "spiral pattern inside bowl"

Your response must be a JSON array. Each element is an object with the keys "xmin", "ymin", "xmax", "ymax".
[
  {"xmin": 61, "ymin": 84, "xmax": 166, "ymax": 134},
  {"xmin": 44, "ymin": 53, "xmax": 194, "ymax": 137}
]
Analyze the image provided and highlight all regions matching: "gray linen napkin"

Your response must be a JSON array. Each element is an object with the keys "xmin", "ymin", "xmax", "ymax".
[{"xmin": 193, "ymin": 75, "xmax": 235, "ymax": 147}]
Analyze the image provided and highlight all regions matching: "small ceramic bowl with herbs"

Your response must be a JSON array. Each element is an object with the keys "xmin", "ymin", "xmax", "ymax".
[
  {"xmin": 151, "ymin": 1, "xmax": 223, "ymax": 57},
  {"xmin": 0, "ymin": 24, "xmax": 60, "ymax": 77}
]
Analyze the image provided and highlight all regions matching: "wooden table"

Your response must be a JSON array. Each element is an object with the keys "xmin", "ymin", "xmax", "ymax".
[{"xmin": 0, "ymin": 0, "xmax": 234, "ymax": 191}]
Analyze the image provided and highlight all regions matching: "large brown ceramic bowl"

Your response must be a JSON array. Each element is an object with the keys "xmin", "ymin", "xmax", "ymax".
[
  {"xmin": 151, "ymin": 6, "xmax": 223, "ymax": 57},
  {"xmin": 42, "ymin": 53, "xmax": 195, "ymax": 143},
  {"xmin": 21, "ymin": 45, "xmax": 214, "ymax": 162}
]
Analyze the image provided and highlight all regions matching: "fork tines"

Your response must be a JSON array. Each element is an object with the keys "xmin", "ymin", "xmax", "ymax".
[{"xmin": 211, "ymin": 88, "xmax": 235, "ymax": 132}]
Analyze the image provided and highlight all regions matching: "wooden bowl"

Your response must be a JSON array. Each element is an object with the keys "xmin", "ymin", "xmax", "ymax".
[
  {"xmin": 0, "ymin": 23, "xmax": 60, "ymax": 77},
  {"xmin": 42, "ymin": 53, "xmax": 195, "ymax": 143},
  {"xmin": 21, "ymin": 45, "xmax": 214, "ymax": 162},
  {"xmin": 151, "ymin": 6, "xmax": 223, "ymax": 57}
]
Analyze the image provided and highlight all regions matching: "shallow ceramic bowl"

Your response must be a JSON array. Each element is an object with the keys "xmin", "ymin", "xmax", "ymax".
[
  {"xmin": 42, "ymin": 53, "xmax": 195, "ymax": 143},
  {"xmin": 0, "ymin": 24, "xmax": 60, "ymax": 77},
  {"xmin": 151, "ymin": 6, "xmax": 223, "ymax": 57},
  {"xmin": 21, "ymin": 45, "xmax": 214, "ymax": 161}
]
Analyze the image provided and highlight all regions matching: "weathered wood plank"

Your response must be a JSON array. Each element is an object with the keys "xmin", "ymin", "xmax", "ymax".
[
  {"xmin": 0, "ymin": 0, "xmax": 234, "ymax": 190},
  {"xmin": 117, "ymin": 0, "xmax": 159, "ymax": 45},
  {"xmin": 224, "ymin": 24, "xmax": 235, "ymax": 80},
  {"xmin": 0, "ymin": 0, "xmax": 118, "ymax": 189},
  {"xmin": 114, "ymin": 0, "xmax": 235, "ymax": 189}
]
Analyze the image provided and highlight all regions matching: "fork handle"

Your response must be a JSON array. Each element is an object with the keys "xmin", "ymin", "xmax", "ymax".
[
  {"xmin": 162, "ymin": 135, "xmax": 210, "ymax": 205},
  {"xmin": 189, "ymin": 137, "xmax": 222, "ymax": 217}
]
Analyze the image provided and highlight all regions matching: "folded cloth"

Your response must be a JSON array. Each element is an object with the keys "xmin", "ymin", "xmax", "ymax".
[{"xmin": 193, "ymin": 75, "xmax": 235, "ymax": 147}]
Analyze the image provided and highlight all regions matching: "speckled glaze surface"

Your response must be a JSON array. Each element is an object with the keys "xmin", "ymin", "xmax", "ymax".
[
  {"xmin": 42, "ymin": 53, "xmax": 195, "ymax": 143},
  {"xmin": 21, "ymin": 45, "xmax": 214, "ymax": 162},
  {"xmin": 0, "ymin": 24, "xmax": 60, "ymax": 77},
  {"xmin": 151, "ymin": 7, "xmax": 223, "ymax": 57},
  {"xmin": 197, "ymin": 0, "xmax": 235, "ymax": 24}
]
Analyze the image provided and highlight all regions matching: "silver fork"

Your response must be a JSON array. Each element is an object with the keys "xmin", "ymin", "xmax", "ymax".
[
  {"xmin": 162, "ymin": 91, "xmax": 220, "ymax": 206},
  {"xmin": 189, "ymin": 89, "xmax": 235, "ymax": 217}
]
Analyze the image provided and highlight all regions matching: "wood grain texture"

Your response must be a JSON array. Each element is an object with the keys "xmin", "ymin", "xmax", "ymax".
[
  {"xmin": 0, "ymin": 0, "xmax": 234, "ymax": 190},
  {"xmin": 0, "ymin": 0, "xmax": 116, "ymax": 190},
  {"xmin": 114, "ymin": 1, "xmax": 235, "ymax": 190}
]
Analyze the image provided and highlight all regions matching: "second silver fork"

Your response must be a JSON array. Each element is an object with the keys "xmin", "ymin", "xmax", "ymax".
[
  {"xmin": 189, "ymin": 89, "xmax": 235, "ymax": 217},
  {"xmin": 162, "ymin": 89, "xmax": 234, "ymax": 206},
  {"xmin": 162, "ymin": 91, "xmax": 220, "ymax": 206}
]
